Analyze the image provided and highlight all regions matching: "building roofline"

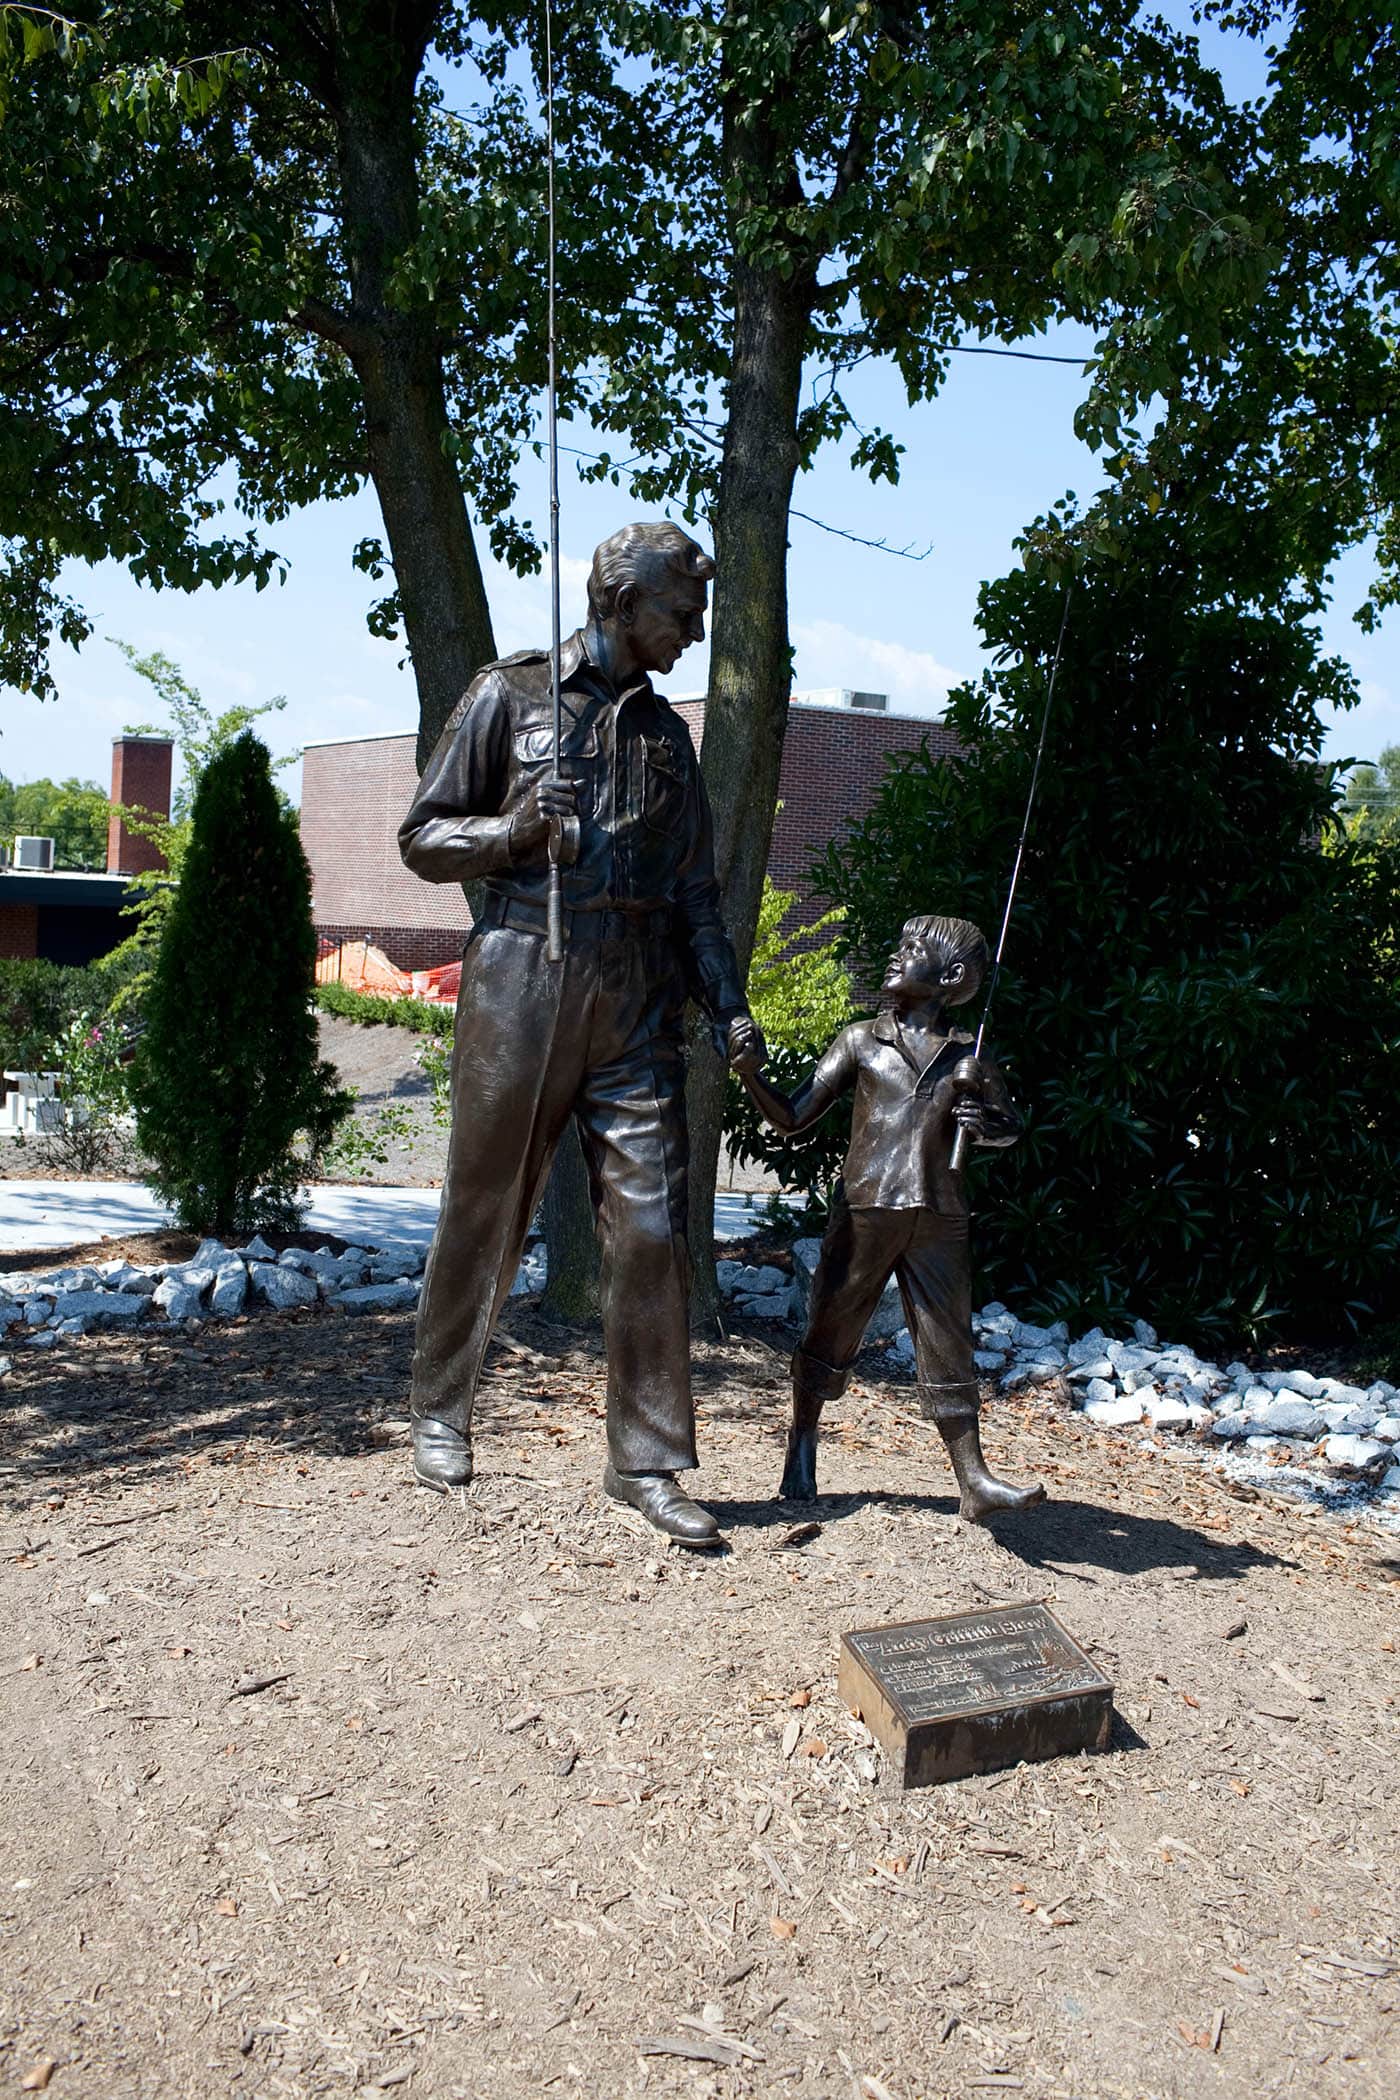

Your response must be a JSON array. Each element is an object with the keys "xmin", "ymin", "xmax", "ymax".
[
  {"xmin": 0, "ymin": 869, "xmax": 137, "ymax": 905},
  {"xmin": 301, "ymin": 696, "xmax": 947, "ymax": 754}
]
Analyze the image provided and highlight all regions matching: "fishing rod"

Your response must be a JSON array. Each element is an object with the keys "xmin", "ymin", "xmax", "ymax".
[
  {"xmin": 949, "ymin": 582, "xmax": 1074, "ymax": 1173},
  {"xmin": 544, "ymin": 0, "xmax": 566, "ymax": 964}
]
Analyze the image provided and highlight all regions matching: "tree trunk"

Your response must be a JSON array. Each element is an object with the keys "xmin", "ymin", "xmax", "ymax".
[
  {"xmin": 539, "ymin": 1119, "xmax": 602, "ymax": 1324},
  {"xmin": 689, "ymin": 245, "xmax": 810, "ymax": 1329},
  {"xmin": 333, "ymin": 66, "xmax": 496, "ymax": 766}
]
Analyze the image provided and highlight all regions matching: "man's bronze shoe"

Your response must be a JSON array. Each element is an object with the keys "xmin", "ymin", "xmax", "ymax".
[
  {"xmin": 603, "ymin": 1463, "xmax": 722, "ymax": 1546},
  {"xmin": 412, "ymin": 1415, "xmax": 473, "ymax": 1492}
]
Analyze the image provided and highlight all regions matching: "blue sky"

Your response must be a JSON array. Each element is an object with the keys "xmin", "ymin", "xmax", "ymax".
[{"xmin": 2, "ymin": 6, "xmax": 1396, "ymax": 804}]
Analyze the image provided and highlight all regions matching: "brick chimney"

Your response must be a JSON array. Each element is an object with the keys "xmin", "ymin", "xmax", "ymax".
[{"xmin": 107, "ymin": 735, "xmax": 174, "ymax": 876}]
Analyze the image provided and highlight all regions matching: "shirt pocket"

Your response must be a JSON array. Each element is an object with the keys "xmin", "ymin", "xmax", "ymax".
[
  {"xmin": 642, "ymin": 734, "xmax": 689, "ymax": 838},
  {"xmin": 513, "ymin": 721, "xmax": 601, "ymax": 817}
]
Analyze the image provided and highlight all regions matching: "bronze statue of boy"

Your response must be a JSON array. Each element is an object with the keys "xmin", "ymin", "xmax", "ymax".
[{"xmin": 730, "ymin": 913, "xmax": 1044, "ymax": 1522}]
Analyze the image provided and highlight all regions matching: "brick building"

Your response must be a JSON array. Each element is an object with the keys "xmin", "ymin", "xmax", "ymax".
[
  {"xmin": 301, "ymin": 693, "xmax": 959, "ymax": 969},
  {"xmin": 0, "ymin": 734, "xmax": 173, "ymax": 963}
]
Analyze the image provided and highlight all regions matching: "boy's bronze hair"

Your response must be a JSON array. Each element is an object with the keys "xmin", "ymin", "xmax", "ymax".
[{"xmin": 902, "ymin": 913, "xmax": 988, "ymax": 995}]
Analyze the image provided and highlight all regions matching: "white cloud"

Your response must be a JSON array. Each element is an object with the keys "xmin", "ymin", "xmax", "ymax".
[{"xmin": 791, "ymin": 616, "xmax": 961, "ymax": 718}]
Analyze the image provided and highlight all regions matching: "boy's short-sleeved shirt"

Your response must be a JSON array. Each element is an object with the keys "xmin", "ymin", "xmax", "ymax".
[{"xmin": 814, "ymin": 1011, "xmax": 1018, "ymax": 1212}]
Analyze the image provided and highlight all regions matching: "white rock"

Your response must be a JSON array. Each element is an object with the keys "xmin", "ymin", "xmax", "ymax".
[
  {"xmin": 191, "ymin": 1237, "xmax": 231, "ymax": 1270},
  {"xmin": 1146, "ymin": 1393, "xmax": 1210, "ymax": 1431},
  {"xmin": 241, "ymin": 1235, "xmax": 277, "ymax": 1264},
  {"xmin": 279, "ymin": 1246, "xmax": 338, "ymax": 1278},
  {"xmin": 978, "ymin": 1301, "xmax": 1012, "ymax": 1323},
  {"xmin": 1240, "ymin": 1385, "xmax": 1275, "ymax": 1414},
  {"xmin": 1120, "ymin": 1366, "xmax": 1158, "ymax": 1396},
  {"xmin": 1066, "ymin": 1328, "xmax": 1111, "ymax": 1367},
  {"xmin": 52, "ymin": 1290, "xmax": 143, "ymax": 1329},
  {"xmin": 738, "ymin": 1285, "xmax": 793, "ymax": 1318},
  {"xmin": 0, "ymin": 1295, "xmax": 20, "ymax": 1329},
  {"xmin": 974, "ymin": 1348, "xmax": 1008, "ymax": 1373},
  {"xmin": 1223, "ymin": 1361, "xmax": 1252, "ymax": 1384},
  {"xmin": 1261, "ymin": 1367, "xmax": 1326, "ymax": 1398},
  {"xmin": 730, "ymin": 1263, "xmax": 785, "ymax": 1296},
  {"xmin": 249, "ymin": 1263, "xmax": 319, "ymax": 1311},
  {"xmin": 1321, "ymin": 1434, "xmax": 1388, "ymax": 1474},
  {"xmin": 43, "ymin": 1265, "xmax": 101, "ymax": 1293},
  {"xmin": 1002, "ymin": 1355, "xmax": 1064, "ymax": 1390},
  {"xmin": 716, "ymin": 1260, "xmax": 742, "ymax": 1293},
  {"xmin": 25, "ymin": 1331, "xmax": 57, "ymax": 1350},
  {"xmin": 154, "ymin": 1278, "xmax": 205, "ymax": 1322},
  {"xmin": 1317, "ymin": 1378, "xmax": 1369, "ymax": 1407},
  {"xmin": 56, "ymin": 1316, "xmax": 87, "ymax": 1335},
  {"xmin": 1132, "ymin": 1318, "xmax": 1158, "ymax": 1348},
  {"xmin": 210, "ymin": 1263, "xmax": 248, "ymax": 1317},
  {"xmin": 24, "ymin": 1298, "xmax": 51, "ymax": 1325},
  {"xmin": 369, "ymin": 1242, "xmax": 427, "ymax": 1282},
  {"xmin": 1378, "ymin": 1464, "xmax": 1400, "ymax": 1498},
  {"xmin": 1084, "ymin": 1394, "xmax": 1145, "ymax": 1428},
  {"xmin": 1106, "ymin": 1341, "xmax": 1154, "ymax": 1377},
  {"xmin": 1012, "ymin": 1318, "xmax": 1067, "ymax": 1350},
  {"xmin": 1211, "ymin": 1413, "xmax": 1253, "ymax": 1440},
  {"xmin": 1367, "ymin": 1382, "xmax": 1398, "ymax": 1407},
  {"xmin": 1373, "ymin": 1416, "xmax": 1400, "ymax": 1443},
  {"xmin": 889, "ymin": 1328, "xmax": 916, "ymax": 1368},
  {"xmin": 1083, "ymin": 1377, "xmax": 1117, "ymax": 1407},
  {"xmin": 331, "ymin": 1281, "xmax": 420, "ymax": 1314},
  {"xmin": 1253, "ymin": 1396, "xmax": 1323, "ymax": 1439},
  {"xmin": 1067, "ymin": 1356, "xmax": 1115, "ymax": 1384},
  {"xmin": 1319, "ymin": 1400, "xmax": 1382, "ymax": 1436},
  {"xmin": 0, "ymin": 1355, "xmax": 10, "ymax": 1375}
]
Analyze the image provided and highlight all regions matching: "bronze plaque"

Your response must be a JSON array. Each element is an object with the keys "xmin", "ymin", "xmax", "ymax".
[{"xmin": 839, "ymin": 1604, "xmax": 1114, "ymax": 1788}]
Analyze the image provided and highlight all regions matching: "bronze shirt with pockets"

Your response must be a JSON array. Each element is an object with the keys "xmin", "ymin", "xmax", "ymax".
[{"xmin": 399, "ymin": 629, "xmax": 744, "ymax": 1020}]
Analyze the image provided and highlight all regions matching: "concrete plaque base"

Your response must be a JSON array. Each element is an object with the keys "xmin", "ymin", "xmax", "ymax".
[{"xmin": 839, "ymin": 1603, "xmax": 1114, "ymax": 1789}]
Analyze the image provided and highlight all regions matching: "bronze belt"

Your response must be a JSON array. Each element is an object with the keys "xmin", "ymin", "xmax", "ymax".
[{"xmin": 480, "ymin": 891, "xmax": 673, "ymax": 943}]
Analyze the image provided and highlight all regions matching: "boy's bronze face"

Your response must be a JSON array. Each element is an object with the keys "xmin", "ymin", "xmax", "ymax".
[{"xmin": 881, "ymin": 931, "xmax": 980, "ymax": 1009}]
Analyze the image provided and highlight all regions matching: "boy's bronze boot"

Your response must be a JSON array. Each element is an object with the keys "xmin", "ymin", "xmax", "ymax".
[
  {"xmin": 919, "ymin": 1382, "xmax": 1045, "ymax": 1523},
  {"xmin": 778, "ymin": 1349, "xmax": 849, "ymax": 1499}
]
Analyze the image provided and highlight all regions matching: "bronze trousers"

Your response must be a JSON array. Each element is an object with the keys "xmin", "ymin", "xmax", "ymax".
[
  {"xmin": 410, "ymin": 911, "xmax": 698, "ymax": 1475},
  {"xmin": 796, "ymin": 1201, "xmax": 978, "ymax": 1417}
]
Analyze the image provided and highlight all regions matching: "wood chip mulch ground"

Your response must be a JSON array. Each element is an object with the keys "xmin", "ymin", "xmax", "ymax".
[{"xmin": 1, "ymin": 1298, "xmax": 1396, "ymax": 2100}]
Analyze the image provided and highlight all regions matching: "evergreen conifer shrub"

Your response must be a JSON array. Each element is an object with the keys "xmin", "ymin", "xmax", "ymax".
[
  {"xmin": 813, "ymin": 511, "xmax": 1400, "ymax": 1346},
  {"xmin": 130, "ymin": 732, "xmax": 351, "ymax": 1236}
]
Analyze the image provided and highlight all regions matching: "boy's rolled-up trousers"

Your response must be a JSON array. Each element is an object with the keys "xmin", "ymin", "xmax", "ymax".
[{"xmin": 795, "ymin": 1199, "xmax": 977, "ymax": 1420}]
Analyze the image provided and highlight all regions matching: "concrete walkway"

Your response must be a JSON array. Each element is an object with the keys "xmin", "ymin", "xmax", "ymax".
[{"xmin": 0, "ymin": 1179, "xmax": 768, "ymax": 1257}]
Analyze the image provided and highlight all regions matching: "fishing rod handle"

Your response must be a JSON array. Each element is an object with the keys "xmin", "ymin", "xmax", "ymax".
[
  {"xmin": 947, "ymin": 1055, "xmax": 983, "ymax": 1176},
  {"xmin": 545, "ymin": 813, "xmax": 566, "ymax": 963}
]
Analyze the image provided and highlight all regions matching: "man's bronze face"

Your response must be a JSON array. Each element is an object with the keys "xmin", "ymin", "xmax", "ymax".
[{"xmin": 620, "ymin": 572, "xmax": 708, "ymax": 676}]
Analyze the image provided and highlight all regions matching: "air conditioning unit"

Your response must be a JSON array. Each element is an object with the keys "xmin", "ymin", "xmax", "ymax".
[{"xmin": 14, "ymin": 835, "xmax": 55, "ymax": 871}]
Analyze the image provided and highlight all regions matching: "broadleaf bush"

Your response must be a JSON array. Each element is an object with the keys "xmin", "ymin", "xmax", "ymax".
[{"xmin": 812, "ymin": 511, "xmax": 1400, "ymax": 1346}]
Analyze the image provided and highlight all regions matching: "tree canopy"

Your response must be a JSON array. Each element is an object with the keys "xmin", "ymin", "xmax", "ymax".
[{"xmin": 0, "ymin": 771, "xmax": 108, "ymax": 865}]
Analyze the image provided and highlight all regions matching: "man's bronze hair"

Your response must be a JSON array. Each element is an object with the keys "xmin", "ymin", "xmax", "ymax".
[{"xmin": 587, "ymin": 522, "xmax": 715, "ymax": 620}]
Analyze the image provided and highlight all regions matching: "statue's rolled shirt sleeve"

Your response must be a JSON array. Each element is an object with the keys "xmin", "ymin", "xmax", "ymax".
[
  {"xmin": 673, "ymin": 763, "xmax": 747, "ymax": 1021},
  {"xmin": 398, "ymin": 675, "xmax": 521, "ymax": 883}
]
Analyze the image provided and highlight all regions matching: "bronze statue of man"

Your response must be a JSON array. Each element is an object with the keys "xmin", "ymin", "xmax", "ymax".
[{"xmin": 398, "ymin": 521, "xmax": 762, "ymax": 1544}]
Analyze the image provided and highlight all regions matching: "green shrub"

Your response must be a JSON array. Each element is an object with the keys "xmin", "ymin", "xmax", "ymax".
[
  {"xmin": 723, "ymin": 881, "xmax": 856, "ymax": 1226},
  {"xmin": 314, "ymin": 979, "xmax": 454, "ymax": 1037},
  {"xmin": 814, "ymin": 510, "xmax": 1400, "ymax": 1347},
  {"xmin": 0, "ymin": 952, "xmax": 143, "ymax": 1072},
  {"xmin": 130, "ymin": 732, "xmax": 352, "ymax": 1235}
]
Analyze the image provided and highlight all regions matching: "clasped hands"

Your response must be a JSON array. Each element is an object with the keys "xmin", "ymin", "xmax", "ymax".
[{"xmin": 725, "ymin": 1013, "xmax": 767, "ymax": 1077}]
